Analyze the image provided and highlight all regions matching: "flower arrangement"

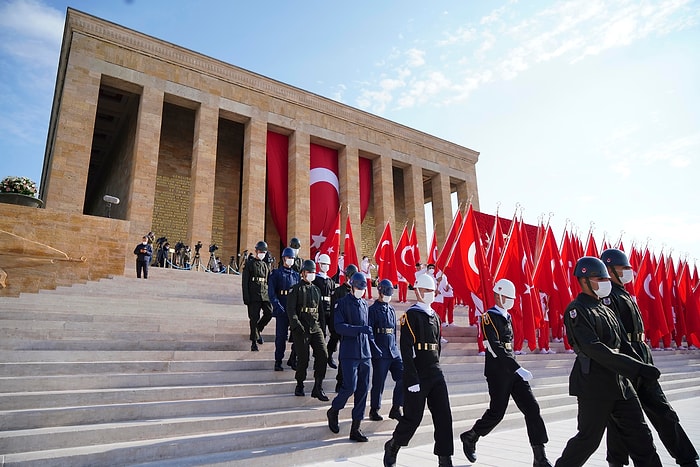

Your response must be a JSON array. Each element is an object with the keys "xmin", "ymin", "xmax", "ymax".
[{"xmin": 1, "ymin": 176, "xmax": 38, "ymax": 197}]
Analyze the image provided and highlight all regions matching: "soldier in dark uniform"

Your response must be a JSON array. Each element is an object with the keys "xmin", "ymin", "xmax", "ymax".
[
  {"xmin": 287, "ymin": 259, "xmax": 329, "ymax": 401},
  {"xmin": 241, "ymin": 241, "xmax": 273, "ymax": 351},
  {"xmin": 328, "ymin": 264, "xmax": 358, "ymax": 376},
  {"xmin": 554, "ymin": 256, "xmax": 663, "ymax": 467},
  {"xmin": 327, "ymin": 272, "xmax": 379, "ymax": 443},
  {"xmin": 384, "ymin": 273, "xmax": 453, "ymax": 467},
  {"xmin": 368, "ymin": 279, "xmax": 403, "ymax": 422},
  {"xmin": 601, "ymin": 249, "xmax": 698, "ymax": 467},
  {"xmin": 279, "ymin": 237, "xmax": 303, "ymax": 273},
  {"xmin": 268, "ymin": 247, "xmax": 300, "ymax": 372},
  {"xmin": 460, "ymin": 278, "xmax": 552, "ymax": 466},
  {"xmin": 313, "ymin": 254, "xmax": 335, "ymax": 338}
]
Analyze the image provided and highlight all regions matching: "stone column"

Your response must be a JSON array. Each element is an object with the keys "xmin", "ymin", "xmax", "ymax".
[
  {"xmin": 127, "ymin": 84, "xmax": 164, "ymax": 240},
  {"xmin": 187, "ymin": 102, "xmax": 219, "ymax": 250},
  {"xmin": 404, "ymin": 164, "xmax": 426, "ymax": 260},
  {"xmin": 287, "ymin": 130, "xmax": 310, "ymax": 259},
  {"xmin": 339, "ymin": 145, "xmax": 361, "ymax": 262},
  {"xmin": 239, "ymin": 111, "xmax": 268, "ymax": 254},
  {"xmin": 431, "ymin": 172, "xmax": 453, "ymax": 247},
  {"xmin": 455, "ymin": 179, "xmax": 470, "ymax": 210},
  {"xmin": 42, "ymin": 38, "xmax": 101, "ymax": 212},
  {"xmin": 373, "ymin": 153, "xmax": 395, "ymax": 245}
]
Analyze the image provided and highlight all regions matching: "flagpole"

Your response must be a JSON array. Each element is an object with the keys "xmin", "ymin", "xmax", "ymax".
[{"xmin": 494, "ymin": 205, "xmax": 519, "ymax": 278}]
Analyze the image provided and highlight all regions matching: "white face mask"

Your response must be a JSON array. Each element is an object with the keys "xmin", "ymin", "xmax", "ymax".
[
  {"xmin": 142, "ymin": 242, "xmax": 148, "ymax": 245},
  {"xmin": 621, "ymin": 269, "xmax": 634, "ymax": 284},
  {"xmin": 594, "ymin": 280, "xmax": 612, "ymax": 298},
  {"xmin": 257, "ymin": 253, "xmax": 266, "ymax": 260},
  {"xmin": 284, "ymin": 258, "xmax": 294, "ymax": 267},
  {"xmin": 381, "ymin": 295, "xmax": 392, "ymax": 303},
  {"xmin": 502, "ymin": 297, "xmax": 514, "ymax": 311},
  {"xmin": 305, "ymin": 273, "xmax": 316, "ymax": 283},
  {"xmin": 421, "ymin": 291, "xmax": 435, "ymax": 305},
  {"xmin": 353, "ymin": 289, "xmax": 365, "ymax": 299},
  {"xmin": 320, "ymin": 264, "xmax": 330, "ymax": 273},
  {"xmin": 427, "ymin": 269, "xmax": 435, "ymax": 276}
]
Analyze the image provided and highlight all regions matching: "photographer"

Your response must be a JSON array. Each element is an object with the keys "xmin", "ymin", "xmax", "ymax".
[{"xmin": 133, "ymin": 235, "xmax": 153, "ymax": 279}]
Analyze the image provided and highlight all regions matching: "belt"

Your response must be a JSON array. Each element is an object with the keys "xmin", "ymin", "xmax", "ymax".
[
  {"xmin": 301, "ymin": 307, "xmax": 318, "ymax": 316},
  {"xmin": 374, "ymin": 328, "xmax": 394, "ymax": 334},
  {"xmin": 416, "ymin": 343, "xmax": 438, "ymax": 351},
  {"xmin": 321, "ymin": 296, "xmax": 331, "ymax": 302},
  {"xmin": 278, "ymin": 289, "xmax": 291, "ymax": 296},
  {"xmin": 628, "ymin": 332, "xmax": 645, "ymax": 342},
  {"xmin": 252, "ymin": 277, "xmax": 267, "ymax": 283}
]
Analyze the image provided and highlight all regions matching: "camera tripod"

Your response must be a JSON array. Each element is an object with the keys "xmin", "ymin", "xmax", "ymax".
[{"xmin": 191, "ymin": 253, "xmax": 204, "ymax": 272}]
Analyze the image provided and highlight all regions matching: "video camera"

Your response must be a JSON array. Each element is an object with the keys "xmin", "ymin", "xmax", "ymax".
[
  {"xmin": 209, "ymin": 244, "xmax": 219, "ymax": 254},
  {"xmin": 156, "ymin": 236, "xmax": 168, "ymax": 246},
  {"xmin": 194, "ymin": 241, "xmax": 203, "ymax": 255}
]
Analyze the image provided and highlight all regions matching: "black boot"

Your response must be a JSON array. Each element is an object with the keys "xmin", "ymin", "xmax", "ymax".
[
  {"xmin": 438, "ymin": 455, "xmax": 453, "ymax": 467},
  {"xmin": 257, "ymin": 335, "xmax": 264, "ymax": 344},
  {"xmin": 460, "ymin": 429, "xmax": 479, "ymax": 463},
  {"xmin": 274, "ymin": 360, "xmax": 283, "ymax": 371},
  {"xmin": 294, "ymin": 382, "xmax": 304, "ymax": 397},
  {"xmin": 608, "ymin": 463, "xmax": 624, "ymax": 467},
  {"xmin": 369, "ymin": 408, "xmax": 383, "ymax": 421},
  {"xmin": 532, "ymin": 444, "xmax": 553, "ymax": 467},
  {"xmin": 384, "ymin": 438, "xmax": 401, "ymax": 467},
  {"xmin": 311, "ymin": 380, "xmax": 329, "ymax": 401},
  {"xmin": 251, "ymin": 342, "xmax": 259, "ymax": 351},
  {"xmin": 328, "ymin": 355, "xmax": 338, "ymax": 369},
  {"xmin": 388, "ymin": 405, "xmax": 402, "ymax": 420},
  {"xmin": 349, "ymin": 419, "xmax": 368, "ymax": 442},
  {"xmin": 327, "ymin": 407, "xmax": 340, "ymax": 433}
]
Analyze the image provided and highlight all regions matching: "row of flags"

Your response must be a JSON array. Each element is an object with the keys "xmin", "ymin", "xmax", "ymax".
[{"xmin": 314, "ymin": 205, "xmax": 700, "ymax": 349}]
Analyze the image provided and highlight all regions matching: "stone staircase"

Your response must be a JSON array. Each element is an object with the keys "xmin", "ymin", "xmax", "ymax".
[{"xmin": 1, "ymin": 268, "xmax": 699, "ymax": 466}]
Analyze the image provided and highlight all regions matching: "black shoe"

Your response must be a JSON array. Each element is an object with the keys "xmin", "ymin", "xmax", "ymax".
[
  {"xmin": 438, "ymin": 455, "xmax": 453, "ymax": 467},
  {"xmin": 388, "ymin": 405, "xmax": 402, "ymax": 420},
  {"xmin": 349, "ymin": 420, "xmax": 368, "ymax": 442},
  {"xmin": 251, "ymin": 342, "xmax": 259, "ymax": 351},
  {"xmin": 460, "ymin": 429, "xmax": 478, "ymax": 463},
  {"xmin": 328, "ymin": 356, "xmax": 338, "ymax": 369},
  {"xmin": 327, "ymin": 408, "xmax": 339, "ymax": 433},
  {"xmin": 257, "ymin": 336, "xmax": 264, "ymax": 344},
  {"xmin": 533, "ymin": 444, "xmax": 553, "ymax": 467},
  {"xmin": 294, "ymin": 383, "xmax": 304, "ymax": 397},
  {"xmin": 369, "ymin": 408, "xmax": 383, "ymax": 421},
  {"xmin": 274, "ymin": 360, "xmax": 283, "ymax": 371},
  {"xmin": 384, "ymin": 439, "xmax": 400, "ymax": 467},
  {"xmin": 311, "ymin": 385, "xmax": 329, "ymax": 402}
]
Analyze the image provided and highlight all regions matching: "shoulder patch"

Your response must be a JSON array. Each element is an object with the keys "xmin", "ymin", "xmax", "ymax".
[
  {"xmin": 602, "ymin": 297, "xmax": 611, "ymax": 306},
  {"xmin": 482, "ymin": 313, "xmax": 492, "ymax": 325},
  {"xmin": 569, "ymin": 309, "xmax": 577, "ymax": 319}
]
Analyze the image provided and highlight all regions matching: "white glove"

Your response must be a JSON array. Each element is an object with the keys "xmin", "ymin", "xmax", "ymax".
[
  {"xmin": 408, "ymin": 384, "xmax": 421, "ymax": 393},
  {"xmin": 516, "ymin": 367, "xmax": 533, "ymax": 381}
]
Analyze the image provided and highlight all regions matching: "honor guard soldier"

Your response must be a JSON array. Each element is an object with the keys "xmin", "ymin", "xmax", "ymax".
[
  {"xmin": 313, "ymin": 254, "xmax": 335, "ymax": 338},
  {"xmin": 368, "ymin": 279, "xmax": 403, "ymax": 422},
  {"xmin": 241, "ymin": 241, "xmax": 273, "ymax": 351},
  {"xmin": 327, "ymin": 271, "xmax": 379, "ymax": 443},
  {"xmin": 287, "ymin": 259, "xmax": 329, "ymax": 401},
  {"xmin": 328, "ymin": 264, "xmax": 358, "ymax": 374},
  {"xmin": 283, "ymin": 237, "xmax": 303, "ymax": 273},
  {"xmin": 601, "ymin": 249, "xmax": 698, "ymax": 467},
  {"xmin": 384, "ymin": 273, "xmax": 453, "ymax": 467},
  {"xmin": 554, "ymin": 256, "xmax": 663, "ymax": 467},
  {"xmin": 268, "ymin": 247, "xmax": 300, "ymax": 372},
  {"xmin": 460, "ymin": 278, "xmax": 553, "ymax": 467}
]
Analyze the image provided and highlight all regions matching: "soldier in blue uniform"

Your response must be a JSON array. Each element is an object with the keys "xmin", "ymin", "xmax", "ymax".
[
  {"xmin": 327, "ymin": 271, "xmax": 378, "ymax": 442},
  {"xmin": 268, "ymin": 247, "xmax": 300, "ymax": 372},
  {"xmin": 328, "ymin": 264, "xmax": 358, "ymax": 378},
  {"xmin": 287, "ymin": 259, "xmax": 329, "ymax": 401},
  {"xmin": 554, "ymin": 256, "xmax": 662, "ymax": 467},
  {"xmin": 368, "ymin": 278, "xmax": 403, "ymax": 422},
  {"xmin": 384, "ymin": 273, "xmax": 453, "ymax": 467},
  {"xmin": 460, "ymin": 278, "xmax": 552, "ymax": 467},
  {"xmin": 601, "ymin": 249, "xmax": 698, "ymax": 467},
  {"xmin": 241, "ymin": 240, "xmax": 273, "ymax": 351}
]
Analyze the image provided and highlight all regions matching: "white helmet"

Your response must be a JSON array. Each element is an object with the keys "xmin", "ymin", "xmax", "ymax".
[
  {"xmin": 493, "ymin": 278, "xmax": 516, "ymax": 299},
  {"xmin": 415, "ymin": 273, "xmax": 436, "ymax": 291},
  {"xmin": 317, "ymin": 254, "xmax": 331, "ymax": 265}
]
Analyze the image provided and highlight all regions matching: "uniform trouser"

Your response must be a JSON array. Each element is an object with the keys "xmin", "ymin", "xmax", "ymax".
[
  {"xmin": 398, "ymin": 282, "xmax": 408, "ymax": 302},
  {"xmin": 472, "ymin": 372, "xmax": 548, "ymax": 446},
  {"xmin": 370, "ymin": 356, "xmax": 404, "ymax": 410},
  {"xmin": 391, "ymin": 372, "xmax": 453, "ymax": 456},
  {"xmin": 537, "ymin": 320, "xmax": 550, "ymax": 350},
  {"xmin": 247, "ymin": 301, "xmax": 272, "ymax": 342},
  {"xmin": 555, "ymin": 397, "xmax": 661, "ymax": 467},
  {"xmin": 136, "ymin": 260, "xmax": 149, "ymax": 278},
  {"xmin": 443, "ymin": 297, "xmax": 455, "ymax": 324},
  {"xmin": 606, "ymin": 377, "xmax": 698, "ymax": 465},
  {"xmin": 330, "ymin": 358, "xmax": 370, "ymax": 421},
  {"xmin": 274, "ymin": 312, "xmax": 290, "ymax": 362},
  {"xmin": 291, "ymin": 325, "xmax": 328, "ymax": 383}
]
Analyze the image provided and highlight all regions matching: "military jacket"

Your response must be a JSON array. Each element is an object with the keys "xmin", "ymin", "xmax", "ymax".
[
  {"xmin": 268, "ymin": 266, "xmax": 300, "ymax": 317},
  {"xmin": 481, "ymin": 307, "xmax": 521, "ymax": 376},
  {"xmin": 399, "ymin": 304, "xmax": 442, "ymax": 388},
  {"xmin": 334, "ymin": 294, "xmax": 375, "ymax": 360},
  {"xmin": 368, "ymin": 300, "xmax": 401, "ymax": 360},
  {"xmin": 313, "ymin": 273, "xmax": 335, "ymax": 328},
  {"xmin": 241, "ymin": 256, "xmax": 270, "ymax": 304},
  {"xmin": 605, "ymin": 283, "xmax": 652, "ymax": 365},
  {"xmin": 287, "ymin": 279, "xmax": 322, "ymax": 333}
]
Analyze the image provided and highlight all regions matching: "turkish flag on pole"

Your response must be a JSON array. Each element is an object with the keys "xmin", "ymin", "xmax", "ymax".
[
  {"xmin": 395, "ymin": 225, "xmax": 416, "ymax": 285},
  {"xmin": 668, "ymin": 258, "xmax": 687, "ymax": 347},
  {"xmin": 409, "ymin": 223, "xmax": 421, "ymax": 264},
  {"xmin": 584, "ymin": 229, "xmax": 599, "ymax": 257},
  {"xmin": 343, "ymin": 215, "xmax": 359, "ymax": 270},
  {"xmin": 560, "ymin": 230, "xmax": 580, "ymax": 296},
  {"xmin": 517, "ymin": 218, "xmax": 541, "ymax": 351},
  {"xmin": 373, "ymin": 222, "xmax": 399, "ymax": 284},
  {"xmin": 435, "ymin": 210, "xmax": 463, "ymax": 272},
  {"xmin": 655, "ymin": 253, "xmax": 674, "ymax": 346},
  {"xmin": 684, "ymin": 283, "xmax": 700, "ymax": 348},
  {"xmin": 309, "ymin": 144, "xmax": 340, "ymax": 258},
  {"xmin": 316, "ymin": 209, "xmax": 341, "ymax": 275},
  {"xmin": 533, "ymin": 225, "xmax": 573, "ymax": 337},
  {"xmin": 486, "ymin": 214, "xmax": 505, "ymax": 276},
  {"xmin": 634, "ymin": 248, "xmax": 669, "ymax": 347},
  {"xmin": 428, "ymin": 230, "xmax": 438, "ymax": 265}
]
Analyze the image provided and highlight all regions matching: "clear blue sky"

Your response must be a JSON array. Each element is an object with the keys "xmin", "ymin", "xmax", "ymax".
[{"xmin": 1, "ymin": 0, "xmax": 698, "ymax": 264}]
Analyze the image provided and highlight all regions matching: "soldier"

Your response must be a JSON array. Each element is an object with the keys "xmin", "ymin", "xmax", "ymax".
[
  {"xmin": 601, "ymin": 249, "xmax": 698, "ymax": 467},
  {"xmin": 313, "ymin": 254, "xmax": 335, "ymax": 338},
  {"xmin": 460, "ymin": 279, "xmax": 553, "ymax": 467},
  {"xmin": 327, "ymin": 272, "xmax": 378, "ymax": 443},
  {"xmin": 241, "ymin": 240, "xmax": 273, "ymax": 351},
  {"xmin": 554, "ymin": 256, "xmax": 663, "ymax": 467},
  {"xmin": 368, "ymin": 279, "xmax": 403, "ymax": 422},
  {"xmin": 287, "ymin": 259, "xmax": 329, "ymax": 401},
  {"xmin": 268, "ymin": 247, "xmax": 300, "ymax": 372},
  {"xmin": 328, "ymin": 264, "xmax": 358, "ymax": 374}
]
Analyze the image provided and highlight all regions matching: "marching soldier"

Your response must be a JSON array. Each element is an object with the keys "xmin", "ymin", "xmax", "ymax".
[
  {"xmin": 554, "ymin": 256, "xmax": 663, "ymax": 467},
  {"xmin": 268, "ymin": 247, "xmax": 300, "ymax": 372},
  {"xmin": 460, "ymin": 278, "xmax": 552, "ymax": 466},
  {"xmin": 384, "ymin": 273, "xmax": 453, "ymax": 467},
  {"xmin": 241, "ymin": 240, "xmax": 273, "ymax": 351},
  {"xmin": 278, "ymin": 237, "xmax": 303, "ymax": 273},
  {"xmin": 601, "ymin": 249, "xmax": 698, "ymax": 467},
  {"xmin": 287, "ymin": 259, "xmax": 329, "ymax": 401},
  {"xmin": 313, "ymin": 254, "xmax": 335, "ymax": 338},
  {"xmin": 328, "ymin": 264, "xmax": 358, "ymax": 374}
]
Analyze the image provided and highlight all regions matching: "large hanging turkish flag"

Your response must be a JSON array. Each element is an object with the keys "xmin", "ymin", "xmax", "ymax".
[{"xmin": 309, "ymin": 144, "xmax": 340, "ymax": 258}]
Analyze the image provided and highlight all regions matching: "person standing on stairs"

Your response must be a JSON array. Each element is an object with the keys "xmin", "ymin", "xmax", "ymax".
[
  {"xmin": 460, "ymin": 278, "xmax": 553, "ymax": 467},
  {"xmin": 286, "ymin": 259, "xmax": 329, "ymax": 401},
  {"xmin": 268, "ymin": 247, "xmax": 300, "ymax": 372},
  {"xmin": 241, "ymin": 240, "xmax": 273, "ymax": 351},
  {"xmin": 133, "ymin": 235, "xmax": 152, "ymax": 279}
]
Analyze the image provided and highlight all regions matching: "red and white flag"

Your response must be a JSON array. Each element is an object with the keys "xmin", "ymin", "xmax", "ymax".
[
  {"xmin": 533, "ymin": 225, "xmax": 573, "ymax": 330},
  {"xmin": 316, "ymin": 209, "xmax": 341, "ymax": 275},
  {"xmin": 584, "ymin": 229, "xmax": 599, "ymax": 258},
  {"xmin": 435, "ymin": 210, "xmax": 463, "ymax": 273},
  {"xmin": 343, "ymin": 215, "xmax": 359, "ymax": 271},
  {"xmin": 409, "ymin": 223, "xmax": 421, "ymax": 264},
  {"xmin": 428, "ymin": 229, "xmax": 438, "ymax": 265},
  {"xmin": 309, "ymin": 144, "xmax": 340, "ymax": 258},
  {"xmin": 395, "ymin": 225, "xmax": 416, "ymax": 285},
  {"xmin": 634, "ymin": 248, "xmax": 669, "ymax": 347},
  {"xmin": 373, "ymin": 222, "xmax": 398, "ymax": 284}
]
